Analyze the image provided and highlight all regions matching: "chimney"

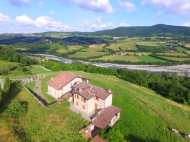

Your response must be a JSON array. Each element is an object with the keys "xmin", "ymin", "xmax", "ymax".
[
  {"xmin": 79, "ymin": 88, "xmax": 82, "ymax": 92},
  {"xmin": 108, "ymin": 89, "xmax": 111, "ymax": 93}
]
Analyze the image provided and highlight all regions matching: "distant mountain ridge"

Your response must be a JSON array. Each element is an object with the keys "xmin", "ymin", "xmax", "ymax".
[{"xmin": 84, "ymin": 24, "xmax": 190, "ymax": 37}]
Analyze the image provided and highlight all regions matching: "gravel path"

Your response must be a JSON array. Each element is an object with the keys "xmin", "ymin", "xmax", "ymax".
[{"xmin": 34, "ymin": 79, "xmax": 50, "ymax": 103}]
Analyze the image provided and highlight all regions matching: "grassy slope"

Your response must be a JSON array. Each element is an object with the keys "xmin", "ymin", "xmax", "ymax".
[
  {"xmin": 1, "ymin": 66, "xmax": 190, "ymax": 142},
  {"xmin": 0, "ymin": 80, "xmax": 89, "ymax": 142}
]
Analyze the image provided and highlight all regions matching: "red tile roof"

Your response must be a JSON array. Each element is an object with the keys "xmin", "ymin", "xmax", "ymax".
[
  {"xmin": 46, "ymin": 72, "xmax": 85, "ymax": 90},
  {"xmin": 92, "ymin": 106, "xmax": 122, "ymax": 129},
  {"xmin": 63, "ymin": 91, "xmax": 72, "ymax": 100},
  {"xmin": 72, "ymin": 82, "xmax": 113, "ymax": 100},
  {"xmin": 93, "ymin": 135, "xmax": 108, "ymax": 142}
]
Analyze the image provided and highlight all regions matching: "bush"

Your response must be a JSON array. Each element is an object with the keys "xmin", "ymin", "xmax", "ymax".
[{"xmin": 5, "ymin": 101, "xmax": 28, "ymax": 118}]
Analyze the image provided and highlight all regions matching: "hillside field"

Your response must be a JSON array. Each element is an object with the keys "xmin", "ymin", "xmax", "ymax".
[
  {"xmin": 0, "ymin": 66, "xmax": 190, "ymax": 142},
  {"xmin": 107, "ymin": 39, "xmax": 138, "ymax": 51}
]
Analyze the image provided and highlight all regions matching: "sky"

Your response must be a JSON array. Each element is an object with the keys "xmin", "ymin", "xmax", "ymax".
[{"xmin": 0, "ymin": 0, "xmax": 190, "ymax": 33}]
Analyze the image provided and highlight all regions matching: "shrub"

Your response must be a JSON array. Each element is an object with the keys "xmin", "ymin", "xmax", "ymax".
[{"xmin": 5, "ymin": 101, "xmax": 28, "ymax": 118}]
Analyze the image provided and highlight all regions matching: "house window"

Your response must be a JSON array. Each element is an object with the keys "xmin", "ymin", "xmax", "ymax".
[
  {"xmin": 74, "ymin": 94, "xmax": 76, "ymax": 98},
  {"xmin": 76, "ymin": 101, "xmax": 78, "ymax": 106},
  {"xmin": 84, "ymin": 99, "xmax": 86, "ymax": 103},
  {"xmin": 82, "ymin": 105, "xmax": 85, "ymax": 110},
  {"xmin": 77, "ymin": 95, "xmax": 79, "ymax": 100}
]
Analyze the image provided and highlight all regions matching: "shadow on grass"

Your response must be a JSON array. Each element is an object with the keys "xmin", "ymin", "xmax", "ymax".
[
  {"xmin": 0, "ymin": 80, "xmax": 23, "ymax": 115},
  {"xmin": 127, "ymin": 134, "xmax": 160, "ymax": 142}
]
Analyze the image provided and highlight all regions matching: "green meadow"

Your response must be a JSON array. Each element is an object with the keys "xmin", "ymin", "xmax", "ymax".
[{"xmin": 1, "ymin": 65, "xmax": 190, "ymax": 141}]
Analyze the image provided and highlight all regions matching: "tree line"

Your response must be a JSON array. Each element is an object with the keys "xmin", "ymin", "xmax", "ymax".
[
  {"xmin": 0, "ymin": 46, "xmax": 38, "ymax": 66},
  {"xmin": 42, "ymin": 61, "xmax": 190, "ymax": 105}
]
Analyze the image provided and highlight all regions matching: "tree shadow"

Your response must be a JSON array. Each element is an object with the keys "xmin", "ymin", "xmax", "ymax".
[
  {"xmin": 0, "ymin": 80, "xmax": 23, "ymax": 115},
  {"xmin": 127, "ymin": 134, "xmax": 160, "ymax": 142}
]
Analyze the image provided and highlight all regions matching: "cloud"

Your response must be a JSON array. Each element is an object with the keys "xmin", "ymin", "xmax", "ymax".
[
  {"xmin": 119, "ymin": 23, "xmax": 131, "ymax": 27},
  {"xmin": 119, "ymin": 0, "xmax": 136, "ymax": 12},
  {"xmin": 87, "ymin": 22, "xmax": 115, "ymax": 31},
  {"xmin": 96, "ymin": 17, "xmax": 101, "ymax": 23},
  {"xmin": 7, "ymin": 0, "xmax": 30, "ymax": 7},
  {"xmin": 59, "ymin": 0, "xmax": 114, "ymax": 13},
  {"xmin": 49, "ymin": 11, "xmax": 56, "ymax": 15},
  {"xmin": 37, "ymin": 1, "xmax": 43, "ymax": 6},
  {"xmin": 0, "ymin": 13, "xmax": 10, "ymax": 22},
  {"xmin": 181, "ymin": 22, "xmax": 190, "ymax": 27},
  {"xmin": 15, "ymin": 15, "xmax": 73, "ymax": 31},
  {"xmin": 141, "ymin": 0, "xmax": 190, "ymax": 15},
  {"xmin": 156, "ymin": 10, "xmax": 162, "ymax": 16}
]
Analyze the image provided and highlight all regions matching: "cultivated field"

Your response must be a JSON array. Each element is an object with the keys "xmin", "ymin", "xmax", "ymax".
[
  {"xmin": 84, "ymin": 44, "xmax": 105, "ymax": 52},
  {"xmin": 97, "ymin": 55, "xmax": 141, "ymax": 62},
  {"xmin": 136, "ymin": 41, "xmax": 161, "ymax": 46},
  {"xmin": 137, "ymin": 55, "xmax": 168, "ymax": 62},
  {"xmin": 69, "ymin": 51, "xmax": 107, "ymax": 58},
  {"xmin": 185, "ymin": 44, "xmax": 190, "ymax": 48},
  {"xmin": 107, "ymin": 39, "xmax": 138, "ymax": 51},
  {"xmin": 158, "ymin": 56, "xmax": 190, "ymax": 61},
  {"xmin": 176, "ymin": 46, "xmax": 189, "ymax": 52},
  {"xmin": 157, "ymin": 52, "xmax": 188, "ymax": 57}
]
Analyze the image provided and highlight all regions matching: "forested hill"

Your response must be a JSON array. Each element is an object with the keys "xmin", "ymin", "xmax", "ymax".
[{"xmin": 80, "ymin": 24, "xmax": 190, "ymax": 37}]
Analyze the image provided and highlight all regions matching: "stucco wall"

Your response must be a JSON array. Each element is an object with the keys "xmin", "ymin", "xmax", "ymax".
[
  {"xmin": 58, "ymin": 78, "xmax": 82, "ymax": 97},
  {"xmin": 109, "ymin": 112, "xmax": 120, "ymax": 127},
  {"xmin": 104, "ymin": 94, "xmax": 112, "ymax": 107}
]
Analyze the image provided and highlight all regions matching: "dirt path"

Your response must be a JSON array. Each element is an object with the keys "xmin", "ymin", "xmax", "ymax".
[{"xmin": 34, "ymin": 79, "xmax": 50, "ymax": 103}]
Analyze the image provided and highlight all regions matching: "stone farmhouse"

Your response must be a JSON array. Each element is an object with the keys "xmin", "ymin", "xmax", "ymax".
[{"xmin": 46, "ymin": 72, "xmax": 121, "ymax": 134}]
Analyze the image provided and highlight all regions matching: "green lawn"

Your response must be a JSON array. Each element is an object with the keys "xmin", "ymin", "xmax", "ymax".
[
  {"xmin": 137, "ymin": 55, "xmax": 168, "ymax": 62},
  {"xmin": 97, "ymin": 55, "xmax": 141, "ymax": 62},
  {"xmin": 1, "ymin": 71, "xmax": 190, "ymax": 141},
  {"xmin": 69, "ymin": 52, "xmax": 108, "ymax": 58}
]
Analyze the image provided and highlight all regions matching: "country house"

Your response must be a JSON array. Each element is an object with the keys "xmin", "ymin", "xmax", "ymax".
[{"xmin": 46, "ymin": 72, "xmax": 122, "ymax": 135}]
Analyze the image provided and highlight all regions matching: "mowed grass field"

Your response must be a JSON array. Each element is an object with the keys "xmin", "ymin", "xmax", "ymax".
[
  {"xmin": 69, "ymin": 51, "xmax": 107, "ymax": 58},
  {"xmin": 157, "ymin": 52, "xmax": 188, "ymax": 57},
  {"xmin": 1, "ymin": 67, "xmax": 190, "ymax": 141},
  {"xmin": 137, "ymin": 55, "xmax": 168, "ymax": 62},
  {"xmin": 97, "ymin": 55, "xmax": 141, "ymax": 62},
  {"xmin": 107, "ymin": 39, "xmax": 138, "ymax": 51}
]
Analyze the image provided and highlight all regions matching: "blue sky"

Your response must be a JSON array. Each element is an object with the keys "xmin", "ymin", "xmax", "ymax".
[{"xmin": 0, "ymin": 0, "xmax": 190, "ymax": 33}]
